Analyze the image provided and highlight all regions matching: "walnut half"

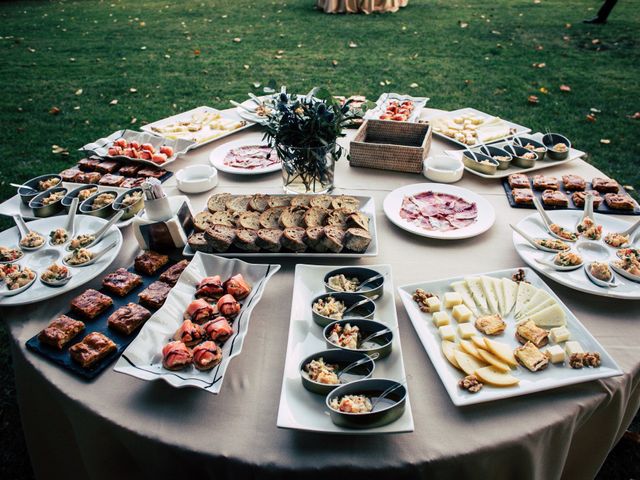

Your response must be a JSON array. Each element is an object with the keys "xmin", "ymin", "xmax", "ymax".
[{"xmin": 459, "ymin": 375, "xmax": 483, "ymax": 393}]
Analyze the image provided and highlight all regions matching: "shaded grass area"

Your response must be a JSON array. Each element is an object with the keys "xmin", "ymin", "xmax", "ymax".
[{"xmin": 0, "ymin": 0, "xmax": 639, "ymax": 478}]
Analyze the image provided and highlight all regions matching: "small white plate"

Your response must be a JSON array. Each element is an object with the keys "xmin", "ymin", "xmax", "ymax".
[
  {"xmin": 209, "ymin": 138, "xmax": 281, "ymax": 175},
  {"xmin": 383, "ymin": 183, "xmax": 495, "ymax": 240}
]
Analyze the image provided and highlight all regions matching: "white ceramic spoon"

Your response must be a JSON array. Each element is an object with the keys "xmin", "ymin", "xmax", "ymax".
[
  {"xmin": 67, "ymin": 210, "xmax": 124, "ymax": 251},
  {"xmin": 535, "ymin": 254, "xmax": 584, "ymax": 271},
  {"xmin": 584, "ymin": 262, "xmax": 618, "ymax": 288},
  {"xmin": 605, "ymin": 218, "xmax": 640, "ymax": 248},
  {"xmin": 12, "ymin": 214, "xmax": 46, "ymax": 251},
  {"xmin": 49, "ymin": 197, "xmax": 79, "ymax": 246},
  {"xmin": 0, "ymin": 270, "xmax": 37, "ymax": 297},
  {"xmin": 40, "ymin": 266, "xmax": 73, "ymax": 288},
  {"xmin": 609, "ymin": 261, "xmax": 640, "ymax": 283},
  {"xmin": 532, "ymin": 197, "xmax": 577, "ymax": 242},
  {"xmin": 63, "ymin": 241, "xmax": 117, "ymax": 268},
  {"xmin": 510, "ymin": 224, "xmax": 570, "ymax": 253}
]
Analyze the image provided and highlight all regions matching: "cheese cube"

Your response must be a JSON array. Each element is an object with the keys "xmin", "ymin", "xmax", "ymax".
[
  {"xmin": 457, "ymin": 323, "xmax": 476, "ymax": 339},
  {"xmin": 432, "ymin": 311, "xmax": 450, "ymax": 327},
  {"xmin": 452, "ymin": 304, "xmax": 472, "ymax": 323},
  {"xmin": 565, "ymin": 341, "xmax": 584, "ymax": 356},
  {"xmin": 444, "ymin": 292, "xmax": 463, "ymax": 309},
  {"xmin": 438, "ymin": 325, "xmax": 456, "ymax": 341},
  {"xmin": 425, "ymin": 296, "xmax": 441, "ymax": 313},
  {"xmin": 545, "ymin": 345, "xmax": 565, "ymax": 364},
  {"xmin": 549, "ymin": 326, "xmax": 571, "ymax": 344}
]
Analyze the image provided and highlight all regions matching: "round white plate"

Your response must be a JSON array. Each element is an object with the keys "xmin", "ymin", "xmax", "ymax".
[
  {"xmin": 209, "ymin": 138, "xmax": 281, "ymax": 175},
  {"xmin": 0, "ymin": 214, "xmax": 122, "ymax": 306},
  {"xmin": 383, "ymin": 183, "xmax": 495, "ymax": 240},
  {"xmin": 513, "ymin": 210, "xmax": 640, "ymax": 299}
]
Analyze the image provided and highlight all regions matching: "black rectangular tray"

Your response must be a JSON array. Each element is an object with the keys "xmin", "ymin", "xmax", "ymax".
[
  {"xmin": 501, "ymin": 178, "xmax": 640, "ymax": 215},
  {"xmin": 26, "ymin": 256, "xmax": 185, "ymax": 380}
]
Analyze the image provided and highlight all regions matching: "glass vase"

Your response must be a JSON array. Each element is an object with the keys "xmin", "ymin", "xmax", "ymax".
[{"xmin": 278, "ymin": 143, "xmax": 336, "ymax": 194}]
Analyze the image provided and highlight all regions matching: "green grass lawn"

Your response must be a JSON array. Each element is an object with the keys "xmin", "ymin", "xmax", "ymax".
[{"xmin": 0, "ymin": 1, "xmax": 638, "ymax": 478}]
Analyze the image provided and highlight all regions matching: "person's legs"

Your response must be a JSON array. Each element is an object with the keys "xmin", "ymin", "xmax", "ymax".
[{"xmin": 583, "ymin": 0, "xmax": 619, "ymax": 24}]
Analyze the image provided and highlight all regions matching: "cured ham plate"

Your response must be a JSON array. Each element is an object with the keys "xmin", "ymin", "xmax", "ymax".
[
  {"xmin": 383, "ymin": 183, "xmax": 495, "ymax": 240},
  {"xmin": 209, "ymin": 137, "xmax": 282, "ymax": 175}
]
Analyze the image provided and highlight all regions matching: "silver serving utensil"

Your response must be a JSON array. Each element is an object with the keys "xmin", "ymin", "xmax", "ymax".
[
  {"xmin": 370, "ymin": 380, "xmax": 407, "ymax": 411},
  {"xmin": 0, "ymin": 269, "xmax": 37, "ymax": 297},
  {"xmin": 342, "ymin": 297, "xmax": 375, "ymax": 316},
  {"xmin": 10, "ymin": 182, "xmax": 37, "ymax": 193},
  {"xmin": 337, "ymin": 353, "xmax": 379, "ymax": 380},
  {"xmin": 68, "ymin": 210, "xmax": 124, "ymax": 251},
  {"xmin": 534, "ymin": 255, "xmax": 583, "ymax": 271},
  {"xmin": 584, "ymin": 262, "xmax": 618, "ymax": 288},
  {"xmin": 230, "ymin": 99, "xmax": 257, "ymax": 113},
  {"xmin": 12, "ymin": 214, "xmax": 45, "ymax": 251},
  {"xmin": 531, "ymin": 197, "xmax": 577, "ymax": 242},
  {"xmin": 509, "ymin": 224, "xmax": 569, "ymax": 253},
  {"xmin": 359, "ymin": 328, "xmax": 393, "ymax": 347},
  {"xmin": 63, "ymin": 240, "xmax": 117, "ymax": 268},
  {"xmin": 354, "ymin": 273, "xmax": 385, "ymax": 292}
]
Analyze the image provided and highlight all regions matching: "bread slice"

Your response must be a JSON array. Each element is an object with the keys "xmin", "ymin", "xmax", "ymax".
[
  {"xmin": 193, "ymin": 211, "xmax": 214, "ymax": 232},
  {"xmin": 331, "ymin": 195, "xmax": 360, "ymax": 212},
  {"xmin": 344, "ymin": 227, "xmax": 371, "ymax": 253},
  {"xmin": 280, "ymin": 206, "xmax": 308, "ymax": 228},
  {"xmin": 188, "ymin": 232, "xmax": 212, "ymax": 253},
  {"xmin": 249, "ymin": 194, "xmax": 270, "ymax": 212},
  {"xmin": 207, "ymin": 193, "xmax": 232, "ymax": 213},
  {"xmin": 290, "ymin": 195, "xmax": 312, "ymax": 208},
  {"xmin": 225, "ymin": 195, "xmax": 252, "ymax": 213},
  {"xmin": 305, "ymin": 226, "xmax": 328, "ymax": 252},
  {"xmin": 346, "ymin": 211, "xmax": 369, "ymax": 231},
  {"xmin": 281, "ymin": 227, "xmax": 307, "ymax": 252},
  {"xmin": 256, "ymin": 228, "xmax": 283, "ymax": 252},
  {"xmin": 322, "ymin": 226, "xmax": 345, "ymax": 253},
  {"xmin": 210, "ymin": 210, "xmax": 235, "ymax": 227},
  {"xmin": 309, "ymin": 194, "xmax": 332, "ymax": 209},
  {"xmin": 237, "ymin": 211, "xmax": 261, "ymax": 230},
  {"xmin": 268, "ymin": 195, "xmax": 292, "ymax": 208},
  {"xmin": 259, "ymin": 207, "xmax": 286, "ymax": 229},
  {"xmin": 233, "ymin": 229, "xmax": 260, "ymax": 252},
  {"xmin": 304, "ymin": 207, "xmax": 329, "ymax": 227},
  {"xmin": 204, "ymin": 224, "xmax": 236, "ymax": 252},
  {"xmin": 326, "ymin": 209, "xmax": 350, "ymax": 229}
]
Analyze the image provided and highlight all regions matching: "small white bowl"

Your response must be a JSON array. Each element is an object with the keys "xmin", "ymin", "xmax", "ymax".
[
  {"xmin": 175, "ymin": 165, "xmax": 218, "ymax": 194},
  {"xmin": 423, "ymin": 155, "xmax": 464, "ymax": 183}
]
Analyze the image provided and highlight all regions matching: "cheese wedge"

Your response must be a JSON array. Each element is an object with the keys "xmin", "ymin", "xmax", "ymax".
[
  {"xmin": 450, "ymin": 281, "xmax": 480, "ymax": 317},
  {"xmin": 441, "ymin": 340, "xmax": 461, "ymax": 370},
  {"xmin": 515, "ymin": 290, "xmax": 553, "ymax": 319},
  {"xmin": 525, "ymin": 303, "xmax": 566, "ymax": 327},
  {"xmin": 465, "ymin": 277, "xmax": 489, "ymax": 315},
  {"xmin": 484, "ymin": 338, "xmax": 518, "ymax": 367},
  {"xmin": 514, "ymin": 282, "xmax": 537, "ymax": 316},
  {"xmin": 493, "ymin": 277, "xmax": 506, "ymax": 315},
  {"xmin": 453, "ymin": 350, "xmax": 487, "ymax": 376},
  {"xmin": 517, "ymin": 298, "xmax": 555, "ymax": 320},
  {"xmin": 501, "ymin": 278, "xmax": 518, "ymax": 315},
  {"xmin": 480, "ymin": 276, "xmax": 499, "ymax": 314}
]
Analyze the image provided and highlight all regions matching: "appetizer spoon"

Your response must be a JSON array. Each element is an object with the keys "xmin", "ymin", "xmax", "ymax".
[
  {"xmin": 584, "ymin": 262, "xmax": 618, "ymax": 288},
  {"xmin": 68, "ymin": 210, "xmax": 124, "ymax": 251},
  {"xmin": 575, "ymin": 193, "xmax": 596, "ymax": 233},
  {"xmin": 531, "ymin": 197, "xmax": 577, "ymax": 242},
  {"xmin": 40, "ymin": 271, "xmax": 73, "ymax": 288},
  {"xmin": 607, "ymin": 218, "xmax": 640, "ymax": 246},
  {"xmin": 534, "ymin": 255, "xmax": 583, "ymax": 271},
  {"xmin": 610, "ymin": 260, "xmax": 640, "ymax": 283},
  {"xmin": 12, "ymin": 214, "xmax": 45, "ymax": 251},
  {"xmin": 10, "ymin": 182, "xmax": 37, "ymax": 193},
  {"xmin": 370, "ymin": 380, "xmax": 407, "ymax": 411},
  {"xmin": 359, "ymin": 328, "xmax": 393, "ymax": 347},
  {"xmin": 63, "ymin": 241, "xmax": 117, "ymax": 268},
  {"xmin": 354, "ymin": 273, "xmax": 385, "ymax": 293},
  {"xmin": 0, "ymin": 272, "xmax": 37, "ymax": 297},
  {"xmin": 49, "ymin": 197, "xmax": 79, "ymax": 246},
  {"xmin": 337, "ymin": 353, "xmax": 380, "ymax": 380},
  {"xmin": 342, "ymin": 297, "xmax": 378, "ymax": 316},
  {"xmin": 509, "ymin": 224, "xmax": 569, "ymax": 253}
]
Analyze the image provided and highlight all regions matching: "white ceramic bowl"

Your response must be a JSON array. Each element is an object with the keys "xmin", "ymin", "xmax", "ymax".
[
  {"xmin": 423, "ymin": 155, "xmax": 464, "ymax": 183},
  {"xmin": 175, "ymin": 165, "xmax": 218, "ymax": 194}
]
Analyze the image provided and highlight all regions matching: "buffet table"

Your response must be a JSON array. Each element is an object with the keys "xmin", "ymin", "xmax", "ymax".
[{"xmin": 5, "ymin": 108, "xmax": 640, "ymax": 480}]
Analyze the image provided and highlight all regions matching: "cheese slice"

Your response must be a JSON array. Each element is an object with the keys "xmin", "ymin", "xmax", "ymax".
[
  {"xmin": 525, "ymin": 303, "xmax": 566, "ymax": 327},
  {"xmin": 480, "ymin": 276, "xmax": 499, "ymax": 314},
  {"xmin": 515, "ymin": 290, "xmax": 553, "ymax": 319},
  {"xmin": 465, "ymin": 277, "xmax": 489, "ymax": 315},
  {"xmin": 450, "ymin": 281, "xmax": 480, "ymax": 317},
  {"xmin": 514, "ymin": 282, "xmax": 538, "ymax": 316},
  {"xmin": 518, "ymin": 298, "xmax": 555, "ymax": 319},
  {"xmin": 493, "ymin": 277, "xmax": 506, "ymax": 315},
  {"xmin": 501, "ymin": 278, "xmax": 518, "ymax": 315}
]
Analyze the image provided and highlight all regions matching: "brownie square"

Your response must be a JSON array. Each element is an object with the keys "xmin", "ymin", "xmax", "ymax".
[
  {"xmin": 59, "ymin": 168, "xmax": 82, "ymax": 182},
  {"xmin": 138, "ymin": 281, "xmax": 172, "ymax": 309},
  {"xmin": 98, "ymin": 174, "xmax": 125, "ymax": 187},
  {"xmin": 78, "ymin": 158, "xmax": 102, "ymax": 172},
  {"xmin": 532, "ymin": 175, "xmax": 559, "ymax": 191},
  {"xmin": 562, "ymin": 174, "xmax": 586, "ymax": 191},
  {"xmin": 158, "ymin": 260, "xmax": 190, "ymax": 286},
  {"xmin": 96, "ymin": 161, "xmax": 120, "ymax": 174},
  {"xmin": 70, "ymin": 289, "xmax": 113, "ymax": 320},
  {"xmin": 69, "ymin": 332, "xmax": 117, "ymax": 369},
  {"xmin": 591, "ymin": 177, "xmax": 620, "ymax": 193},
  {"xmin": 38, "ymin": 314, "xmax": 85, "ymax": 350},
  {"xmin": 508, "ymin": 174, "xmax": 530, "ymax": 189},
  {"xmin": 542, "ymin": 189, "xmax": 569, "ymax": 207},
  {"xmin": 107, "ymin": 303, "xmax": 151, "ymax": 335},
  {"xmin": 120, "ymin": 177, "xmax": 145, "ymax": 189},
  {"xmin": 102, "ymin": 268, "xmax": 143, "ymax": 296},
  {"xmin": 138, "ymin": 167, "xmax": 166, "ymax": 179},
  {"xmin": 572, "ymin": 190, "xmax": 603, "ymax": 208},
  {"xmin": 512, "ymin": 188, "xmax": 534, "ymax": 205},
  {"xmin": 76, "ymin": 171, "xmax": 102, "ymax": 184},
  {"xmin": 134, "ymin": 251, "xmax": 169, "ymax": 276},
  {"xmin": 118, "ymin": 165, "xmax": 140, "ymax": 177},
  {"xmin": 604, "ymin": 193, "xmax": 636, "ymax": 210}
]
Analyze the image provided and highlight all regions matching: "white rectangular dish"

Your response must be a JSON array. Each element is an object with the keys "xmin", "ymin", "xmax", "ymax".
[
  {"xmin": 141, "ymin": 106, "xmax": 254, "ymax": 149},
  {"xmin": 276, "ymin": 263, "xmax": 414, "ymax": 434},
  {"xmin": 114, "ymin": 252, "xmax": 280, "ymax": 393},
  {"xmin": 397, "ymin": 267, "xmax": 622, "ymax": 406},
  {"xmin": 364, "ymin": 92, "xmax": 429, "ymax": 122}
]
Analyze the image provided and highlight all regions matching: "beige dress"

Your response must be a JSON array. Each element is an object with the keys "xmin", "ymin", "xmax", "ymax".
[{"xmin": 317, "ymin": 0, "xmax": 408, "ymax": 14}]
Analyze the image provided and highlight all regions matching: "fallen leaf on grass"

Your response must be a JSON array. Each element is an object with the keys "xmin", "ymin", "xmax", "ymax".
[
  {"xmin": 131, "ymin": 117, "xmax": 137, "ymax": 124},
  {"xmin": 628, "ymin": 112, "xmax": 640, "ymax": 119},
  {"xmin": 590, "ymin": 107, "xmax": 601, "ymax": 113},
  {"xmin": 535, "ymin": 45, "xmax": 544, "ymax": 51},
  {"xmin": 586, "ymin": 113, "xmax": 597, "ymax": 122},
  {"xmin": 140, "ymin": 46, "xmax": 147, "ymax": 50},
  {"xmin": 565, "ymin": 23, "xmax": 572, "ymax": 29},
  {"xmin": 348, "ymin": 41, "xmax": 358, "ymax": 48},
  {"xmin": 51, "ymin": 145, "xmax": 69, "ymax": 155},
  {"xmin": 409, "ymin": 83, "xmax": 419, "ymax": 88},
  {"xmin": 600, "ymin": 138, "xmax": 610, "ymax": 144},
  {"xmin": 592, "ymin": 39, "xmax": 600, "ymax": 45},
  {"xmin": 563, "ymin": 36, "xmax": 570, "ymax": 41},
  {"xmin": 539, "ymin": 87, "xmax": 549, "ymax": 94},
  {"xmin": 528, "ymin": 95, "xmax": 539, "ymax": 104},
  {"xmin": 331, "ymin": 60, "xmax": 338, "ymax": 67},
  {"xmin": 252, "ymin": 82, "xmax": 261, "ymax": 88},
  {"xmin": 276, "ymin": 50, "xmax": 284, "ymax": 55},
  {"xmin": 532, "ymin": 62, "xmax": 546, "ymax": 68},
  {"xmin": 233, "ymin": 37, "xmax": 242, "ymax": 43},
  {"xmin": 623, "ymin": 185, "xmax": 635, "ymax": 192},
  {"xmin": 49, "ymin": 106, "xmax": 60, "ymax": 115},
  {"xmin": 560, "ymin": 84, "xmax": 571, "ymax": 92},
  {"xmin": 75, "ymin": 88, "xmax": 83, "ymax": 95},
  {"xmin": 193, "ymin": 49, "xmax": 201, "ymax": 55},
  {"xmin": 129, "ymin": 88, "xmax": 137, "ymax": 93},
  {"xmin": 274, "ymin": 55, "xmax": 283, "ymax": 59},
  {"xmin": 109, "ymin": 99, "xmax": 118, "ymax": 105},
  {"xmin": 458, "ymin": 21, "xmax": 469, "ymax": 28}
]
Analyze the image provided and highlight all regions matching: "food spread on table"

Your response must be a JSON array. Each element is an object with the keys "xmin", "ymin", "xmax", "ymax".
[
  {"xmin": 399, "ymin": 191, "xmax": 478, "ymax": 232},
  {"xmin": 223, "ymin": 145, "xmax": 280, "ymax": 170}
]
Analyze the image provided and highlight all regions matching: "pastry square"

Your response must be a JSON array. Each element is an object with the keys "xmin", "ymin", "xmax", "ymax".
[
  {"xmin": 38, "ymin": 314, "xmax": 85, "ymax": 349},
  {"xmin": 604, "ymin": 193, "xmax": 636, "ymax": 210},
  {"xmin": 76, "ymin": 171, "xmax": 102, "ymax": 184},
  {"xmin": 532, "ymin": 175, "xmax": 559, "ymax": 191},
  {"xmin": 516, "ymin": 320, "xmax": 549, "ymax": 348},
  {"xmin": 134, "ymin": 250, "xmax": 170, "ymax": 275},
  {"xmin": 562, "ymin": 174, "xmax": 586, "ymax": 191},
  {"xmin": 107, "ymin": 303, "xmax": 151, "ymax": 335},
  {"xmin": 96, "ymin": 161, "xmax": 120, "ymax": 174},
  {"xmin": 118, "ymin": 165, "xmax": 140, "ymax": 177},
  {"xmin": 59, "ymin": 168, "xmax": 82, "ymax": 182},
  {"xmin": 514, "ymin": 341, "xmax": 549, "ymax": 372},
  {"xmin": 591, "ymin": 177, "xmax": 619, "ymax": 193},
  {"xmin": 138, "ymin": 281, "xmax": 172, "ymax": 309},
  {"xmin": 508, "ymin": 173, "xmax": 530, "ymax": 189},
  {"xmin": 138, "ymin": 167, "xmax": 166, "ymax": 179},
  {"xmin": 102, "ymin": 268, "xmax": 143, "ymax": 296},
  {"xmin": 572, "ymin": 190, "xmax": 603, "ymax": 208},
  {"xmin": 512, "ymin": 188, "xmax": 534, "ymax": 205},
  {"xmin": 78, "ymin": 157, "xmax": 102, "ymax": 171},
  {"xmin": 98, "ymin": 173, "xmax": 125, "ymax": 187},
  {"xmin": 158, "ymin": 260, "xmax": 190, "ymax": 286},
  {"xmin": 69, "ymin": 332, "xmax": 117, "ymax": 369},
  {"xmin": 542, "ymin": 189, "xmax": 568, "ymax": 207},
  {"xmin": 70, "ymin": 289, "xmax": 113, "ymax": 320},
  {"xmin": 120, "ymin": 177, "xmax": 145, "ymax": 189},
  {"xmin": 475, "ymin": 314, "xmax": 506, "ymax": 336}
]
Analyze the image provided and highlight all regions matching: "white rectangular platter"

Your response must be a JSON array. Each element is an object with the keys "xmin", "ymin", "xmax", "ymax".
[
  {"xmin": 397, "ymin": 267, "xmax": 622, "ymax": 407},
  {"xmin": 141, "ymin": 106, "xmax": 254, "ymax": 149},
  {"xmin": 445, "ymin": 132, "xmax": 585, "ymax": 179},
  {"xmin": 114, "ymin": 252, "xmax": 280, "ymax": 393},
  {"xmin": 422, "ymin": 107, "xmax": 531, "ymax": 148},
  {"xmin": 276, "ymin": 263, "xmax": 414, "ymax": 434},
  {"xmin": 182, "ymin": 195, "xmax": 379, "ymax": 258},
  {"xmin": 364, "ymin": 92, "xmax": 429, "ymax": 122}
]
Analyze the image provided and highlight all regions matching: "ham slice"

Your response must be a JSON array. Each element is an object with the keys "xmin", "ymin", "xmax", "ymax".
[
  {"xmin": 223, "ymin": 146, "xmax": 280, "ymax": 170},
  {"xmin": 400, "ymin": 191, "xmax": 478, "ymax": 232}
]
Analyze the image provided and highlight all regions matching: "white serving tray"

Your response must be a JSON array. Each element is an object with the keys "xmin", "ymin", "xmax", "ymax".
[
  {"xmin": 141, "ymin": 106, "xmax": 254, "ymax": 149},
  {"xmin": 364, "ymin": 92, "xmax": 429, "ymax": 123},
  {"xmin": 397, "ymin": 267, "xmax": 623, "ymax": 407},
  {"xmin": 276, "ymin": 263, "xmax": 414, "ymax": 434},
  {"xmin": 182, "ymin": 194, "xmax": 379, "ymax": 258},
  {"xmin": 514, "ymin": 211, "xmax": 640, "ymax": 299},
  {"xmin": 114, "ymin": 252, "xmax": 280, "ymax": 393}
]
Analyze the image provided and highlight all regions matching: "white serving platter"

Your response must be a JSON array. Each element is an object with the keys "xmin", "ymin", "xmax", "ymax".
[
  {"xmin": 445, "ymin": 132, "xmax": 585, "ymax": 179},
  {"xmin": 514, "ymin": 210, "xmax": 640, "ymax": 299},
  {"xmin": 383, "ymin": 183, "xmax": 495, "ymax": 240},
  {"xmin": 142, "ymin": 106, "xmax": 254, "ymax": 149},
  {"xmin": 421, "ymin": 107, "xmax": 531, "ymax": 148},
  {"xmin": 114, "ymin": 252, "xmax": 280, "ymax": 393},
  {"xmin": 0, "ymin": 215, "xmax": 122, "ymax": 306},
  {"xmin": 183, "ymin": 194, "xmax": 379, "ymax": 258},
  {"xmin": 209, "ymin": 137, "xmax": 281, "ymax": 175},
  {"xmin": 397, "ymin": 267, "xmax": 623, "ymax": 407},
  {"xmin": 364, "ymin": 92, "xmax": 429, "ymax": 122},
  {"xmin": 276, "ymin": 263, "xmax": 414, "ymax": 434}
]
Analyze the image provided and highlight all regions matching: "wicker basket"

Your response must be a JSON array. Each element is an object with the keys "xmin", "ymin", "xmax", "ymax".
[{"xmin": 349, "ymin": 120, "xmax": 432, "ymax": 174}]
